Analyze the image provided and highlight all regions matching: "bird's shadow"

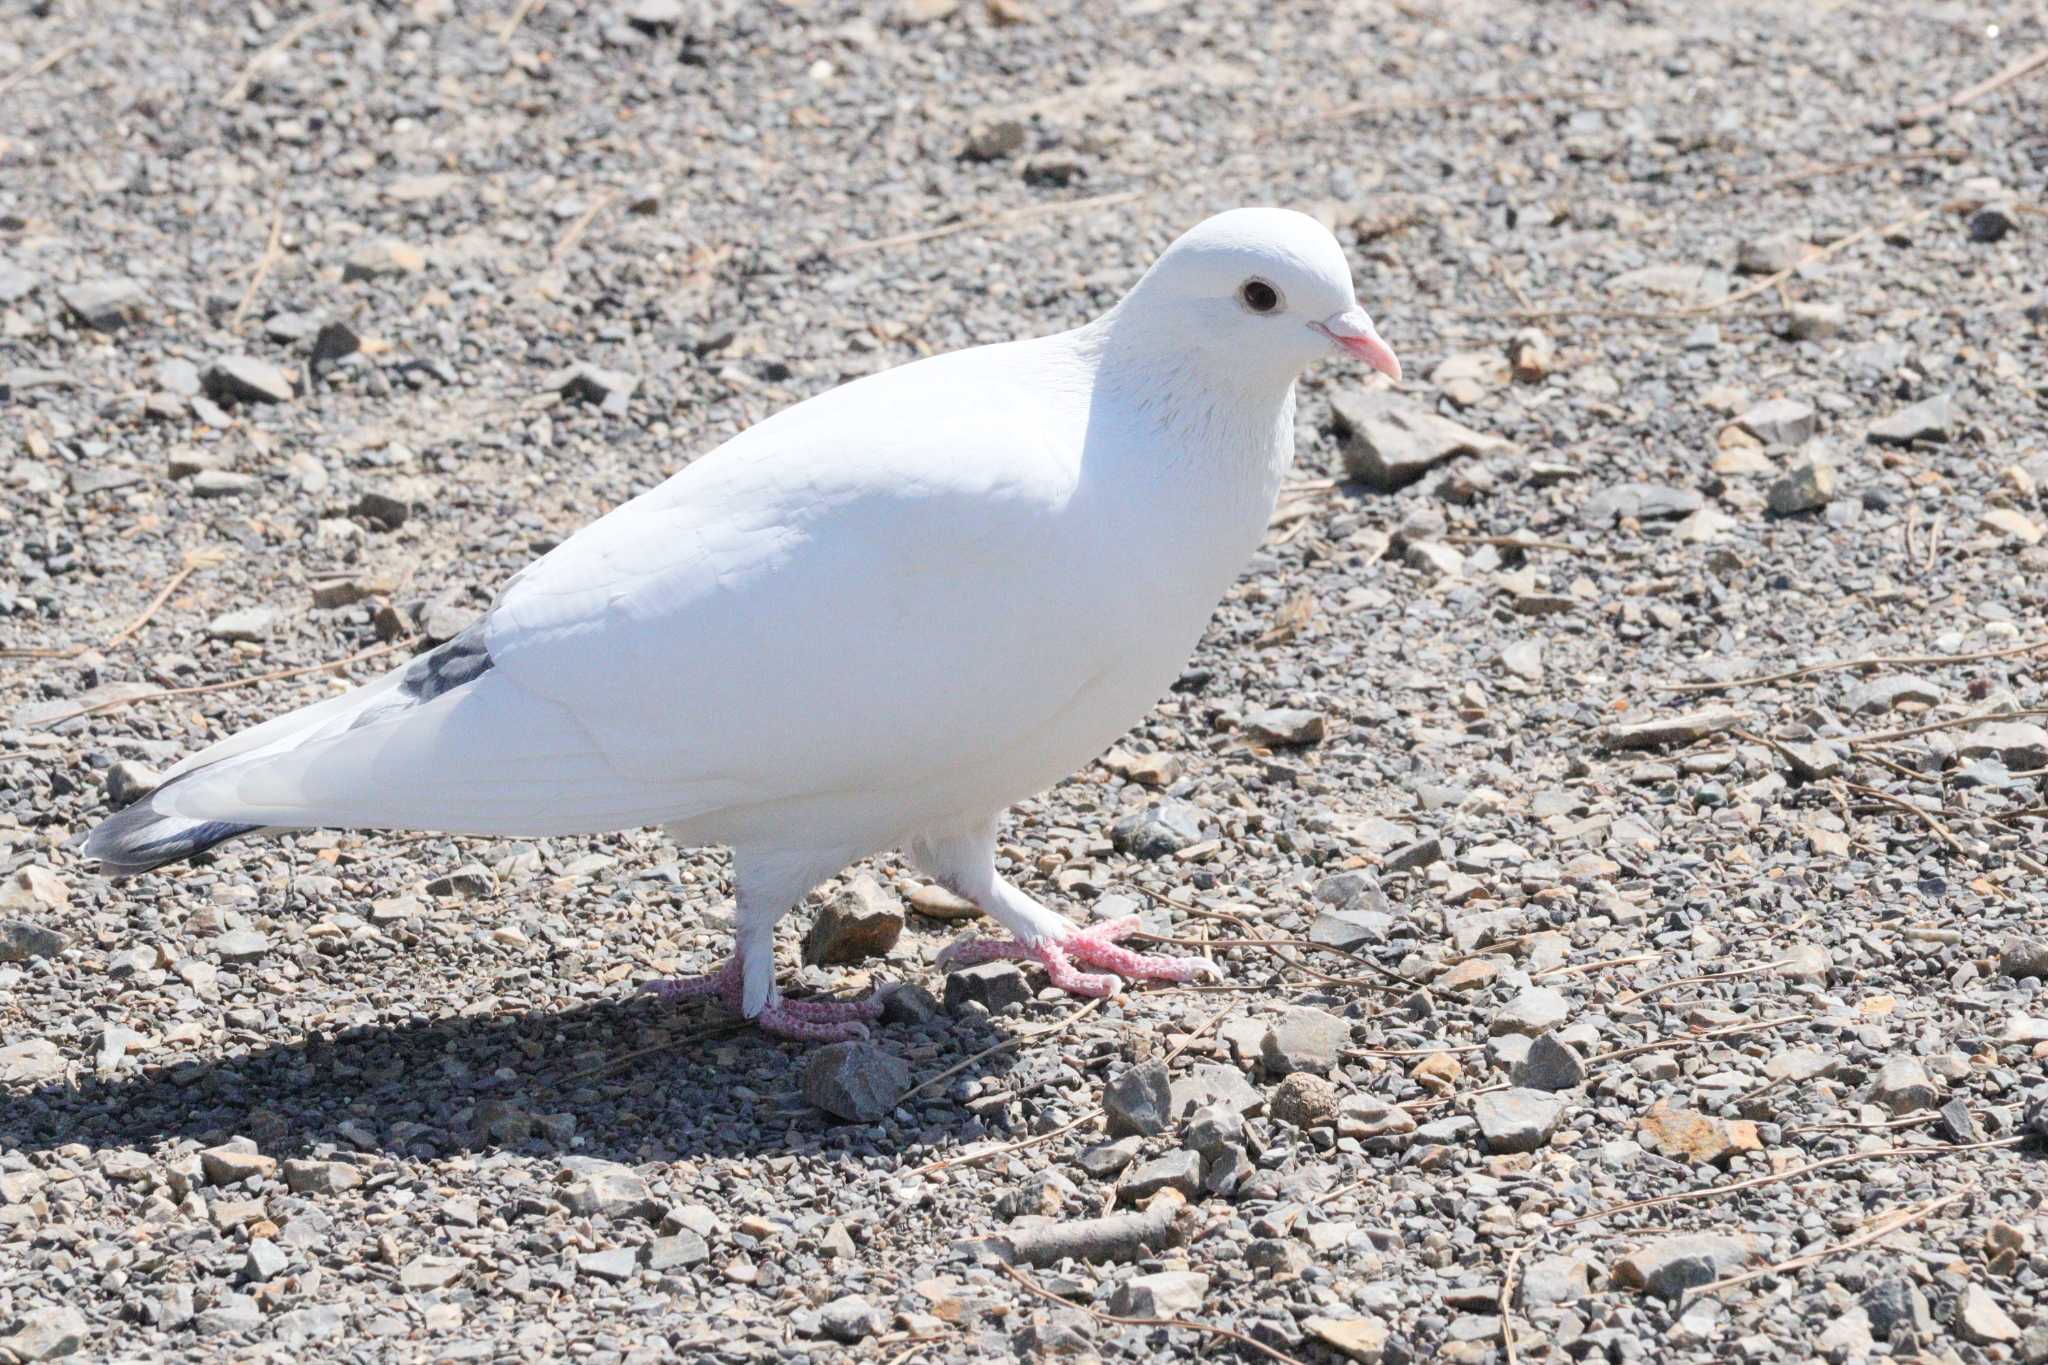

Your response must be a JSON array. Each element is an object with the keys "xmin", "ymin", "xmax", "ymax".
[{"xmin": 1, "ymin": 993, "xmax": 1031, "ymax": 1166}]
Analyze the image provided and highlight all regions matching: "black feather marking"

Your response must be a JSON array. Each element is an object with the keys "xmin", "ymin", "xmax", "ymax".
[
  {"xmin": 400, "ymin": 623, "xmax": 494, "ymax": 703},
  {"xmin": 83, "ymin": 799, "xmax": 260, "ymax": 876}
]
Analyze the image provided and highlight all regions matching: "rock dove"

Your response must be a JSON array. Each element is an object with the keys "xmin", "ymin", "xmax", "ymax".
[{"xmin": 83, "ymin": 206, "xmax": 1400, "ymax": 1041}]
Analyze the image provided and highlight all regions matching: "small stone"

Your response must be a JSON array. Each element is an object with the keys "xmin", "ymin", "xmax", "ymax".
[
  {"xmin": 1953, "ymin": 1284, "xmax": 2022, "ymax": 1344},
  {"xmin": 1580, "ymin": 482, "xmax": 1703, "ymax": 526},
  {"xmin": 1846, "ymin": 674, "xmax": 1941, "ymax": 714},
  {"xmin": 577, "ymin": 1247, "xmax": 640, "ymax": 1282},
  {"xmin": 1737, "ymin": 230, "xmax": 1809, "ymax": 275},
  {"xmin": 0, "ymin": 262, "xmax": 40, "ymax": 304},
  {"xmin": 425, "ymin": 864, "xmax": 495, "ymax": 899},
  {"xmin": 1998, "ymin": 936, "xmax": 2048, "ymax": 980},
  {"xmin": 156, "ymin": 357, "xmax": 202, "ymax": 396},
  {"xmin": 1244, "ymin": 707, "xmax": 1325, "ymax": 747},
  {"xmin": 1109, "ymin": 1270, "xmax": 1208, "ymax": 1317},
  {"xmin": 1861, "ymin": 1277, "xmax": 1935, "ymax": 1341},
  {"xmin": 1, "ymin": 866, "xmax": 68, "ymax": 912},
  {"xmin": 0, "ymin": 919, "xmax": 66, "ymax": 962},
  {"xmin": 1, "ymin": 1305, "xmax": 89, "ymax": 1361},
  {"xmin": 1520, "ymin": 1256, "xmax": 1593, "ymax": 1307},
  {"xmin": 642, "ymin": 1231, "xmax": 709, "ymax": 1270},
  {"xmin": 398, "ymin": 1255, "xmax": 467, "ymax": 1292},
  {"xmin": 1968, "ymin": 202, "xmax": 2019, "ymax": 244},
  {"xmin": 1776, "ymin": 942, "xmax": 1832, "ymax": 982},
  {"xmin": 1499, "ymin": 639, "xmax": 1544, "ymax": 682},
  {"xmin": 1982, "ymin": 507, "xmax": 2045, "ymax": 544},
  {"xmin": 1508, "ymin": 328, "xmax": 1552, "ymax": 382},
  {"xmin": 1268, "ymin": 1071, "xmax": 1341, "ymax": 1129},
  {"xmin": 1935, "ymin": 1096, "xmax": 1978, "ymax": 1144},
  {"xmin": 1074, "ymin": 1136, "xmax": 1143, "ymax": 1178},
  {"xmin": 1636, "ymin": 1101, "xmax": 1762, "ymax": 1165},
  {"xmin": 1601, "ymin": 706, "xmax": 1744, "ymax": 751},
  {"xmin": 243, "ymin": 1238, "xmax": 290, "ymax": 1283},
  {"xmin": 1473, "ymin": 1088, "xmax": 1566, "ymax": 1152},
  {"xmin": 103, "ymin": 760, "xmax": 159, "ymax": 807},
  {"xmin": 1403, "ymin": 539, "xmax": 1465, "ymax": 580},
  {"xmin": 557, "ymin": 1160, "xmax": 657, "ymax": 1220},
  {"xmin": 545, "ymin": 361, "xmax": 640, "ymax": 409},
  {"xmin": 1335, "ymin": 1095, "xmax": 1417, "ymax": 1151},
  {"xmin": 1511, "ymin": 1033, "xmax": 1587, "ymax": 1091},
  {"xmin": 907, "ymin": 882, "xmax": 982, "ymax": 920},
  {"xmin": 1868, "ymin": 394, "xmax": 1954, "ymax": 445},
  {"xmin": 211, "ymin": 929, "xmax": 271, "ymax": 963},
  {"xmin": 879, "ymin": 982, "xmax": 941, "ymax": 1026},
  {"xmin": 1490, "ymin": 986, "xmax": 1571, "ymax": 1036},
  {"xmin": 802, "ymin": 874, "xmax": 903, "ymax": 966},
  {"xmin": 206, "ymin": 606, "xmax": 276, "ymax": 642},
  {"xmin": 1103, "ymin": 1061, "xmax": 1172, "ymax": 1138},
  {"xmin": 310, "ymin": 320, "xmax": 361, "ymax": 369},
  {"xmin": 343, "ymin": 239, "xmax": 426, "ymax": 281},
  {"xmin": 60, "ymin": 278, "xmax": 149, "ymax": 331},
  {"xmin": 190, "ymin": 469, "xmax": 258, "ymax": 497},
  {"xmin": 1261, "ymin": 1007, "xmax": 1351, "ymax": 1076},
  {"xmin": 1117, "ymin": 1150, "xmax": 1201, "ymax": 1202},
  {"xmin": 203, "ymin": 355, "xmax": 295, "ymax": 404},
  {"xmin": 1612, "ymin": 1234, "xmax": 1756, "ymax": 1298},
  {"xmin": 1767, "ymin": 455, "xmax": 1836, "ymax": 514},
  {"xmin": 1330, "ymin": 390, "xmax": 1510, "ymax": 490},
  {"xmin": 1169, "ymin": 1062, "xmax": 1264, "ymax": 1118},
  {"xmin": 623, "ymin": 0, "xmax": 688, "ymax": 33},
  {"xmin": 801, "ymin": 1041, "xmax": 909, "ymax": 1122},
  {"xmin": 1306, "ymin": 1316, "xmax": 1390, "ymax": 1363},
  {"xmin": 1962, "ymin": 721, "xmax": 2048, "ymax": 770},
  {"xmin": 0, "ymin": 1039, "xmax": 63, "ymax": 1084},
  {"xmin": 819, "ymin": 1295, "xmax": 882, "ymax": 1343},
  {"xmin": 194, "ymin": 1294, "xmax": 261, "ymax": 1335},
  {"xmin": 200, "ymin": 1144, "xmax": 276, "ymax": 1186},
  {"xmin": 1735, "ymin": 397, "xmax": 1817, "ymax": 446},
  {"xmin": 1869, "ymin": 1057, "xmax": 1941, "ymax": 1115},
  {"xmin": 1110, "ymin": 800, "xmax": 1206, "ymax": 858},
  {"xmin": 1785, "ymin": 302, "xmax": 1845, "ymax": 339},
  {"xmin": 944, "ymin": 961, "xmax": 1032, "ymax": 1013},
  {"xmin": 964, "ymin": 118, "xmax": 1028, "ymax": 160},
  {"xmin": 282, "ymin": 1159, "xmax": 361, "ymax": 1195}
]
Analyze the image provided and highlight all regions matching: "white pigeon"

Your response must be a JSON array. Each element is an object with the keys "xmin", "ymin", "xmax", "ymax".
[{"xmin": 84, "ymin": 206, "xmax": 1400, "ymax": 1041}]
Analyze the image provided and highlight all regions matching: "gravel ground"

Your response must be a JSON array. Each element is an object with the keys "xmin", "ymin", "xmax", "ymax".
[{"xmin": 4, "ymin": 0, "xmax": 2048, "ymax": 1361}]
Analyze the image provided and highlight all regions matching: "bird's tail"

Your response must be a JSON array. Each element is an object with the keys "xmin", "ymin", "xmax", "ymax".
[{"xmin": 80, "ymin": 794, "xmax": 265, "ymax": 876}]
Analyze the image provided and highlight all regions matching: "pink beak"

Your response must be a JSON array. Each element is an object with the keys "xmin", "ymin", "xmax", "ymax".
[{"xmin": 1314, "ymin": 306, "xmax": 1401, "ymax": 383}]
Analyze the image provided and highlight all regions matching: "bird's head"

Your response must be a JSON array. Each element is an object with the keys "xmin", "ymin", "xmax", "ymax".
[{"xmin": 1116, "ymin": 206, "xmax": 1400, "ymax": 387}]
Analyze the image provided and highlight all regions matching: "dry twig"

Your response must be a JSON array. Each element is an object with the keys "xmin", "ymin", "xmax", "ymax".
[
  {"xmin": 1686, "ymin": 1193, "xmax": 1964, "ymax": 1300},
  {"xmin": 497, "ymin": 0, "xmax": 542, "ymax": 42},
  {"xmin": 0, "ymin": 39, "xmax": 86, "ymax": 99},
  {"xmin": 229, "ymin": 197, "xmax": 287, "ymax": 332},
  {"xmin": 1898, "ymin": 44, "xmax": 2048, "ymax": 127},
  {"xmin": 30, "ymin": 639, "xmax": 407, "ymax": 731},
  {"xmin": 897, "ymin": 998, "xmax": 1104, "ymax": 1105}
]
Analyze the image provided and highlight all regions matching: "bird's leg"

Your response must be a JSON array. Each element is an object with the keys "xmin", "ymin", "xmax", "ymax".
[
  {"xmin": 643, "ymin": 842, "xmax": 882, "ymax": 1042},
  {"xmin": 911, "ymin": 820, "xmax": 1218, "ymax": 999}
]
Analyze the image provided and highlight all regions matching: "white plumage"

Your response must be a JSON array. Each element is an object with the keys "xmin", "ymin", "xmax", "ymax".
[{"xmin": 85, "ymin": 207, "xmax": 1399, "ymax": 1040}]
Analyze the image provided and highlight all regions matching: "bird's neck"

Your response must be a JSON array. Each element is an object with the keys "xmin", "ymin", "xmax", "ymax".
[{"xmin": 1072, "ymin": 308, "xmax": 1299, "ymax": 499}]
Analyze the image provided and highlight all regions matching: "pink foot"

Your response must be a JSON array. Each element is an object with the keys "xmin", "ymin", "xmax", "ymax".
[
  {"xmin": 940, "ymin": 916, "xmax": 1218, "ymax": 998},
  {"xmin": 642, "ymin": 958, "xmax": 885, "ymax": 1042}
]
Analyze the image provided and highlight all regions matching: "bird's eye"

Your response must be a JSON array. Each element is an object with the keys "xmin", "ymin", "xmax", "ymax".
[{"xmin": 1238, "ymin": 279, "xmax": 1281, "ymax": 314}]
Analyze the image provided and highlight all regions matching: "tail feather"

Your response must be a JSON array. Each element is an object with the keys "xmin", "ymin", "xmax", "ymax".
[{"xmin": 81, "ymin": 792, "xmax": 263, "ymax": 876}]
